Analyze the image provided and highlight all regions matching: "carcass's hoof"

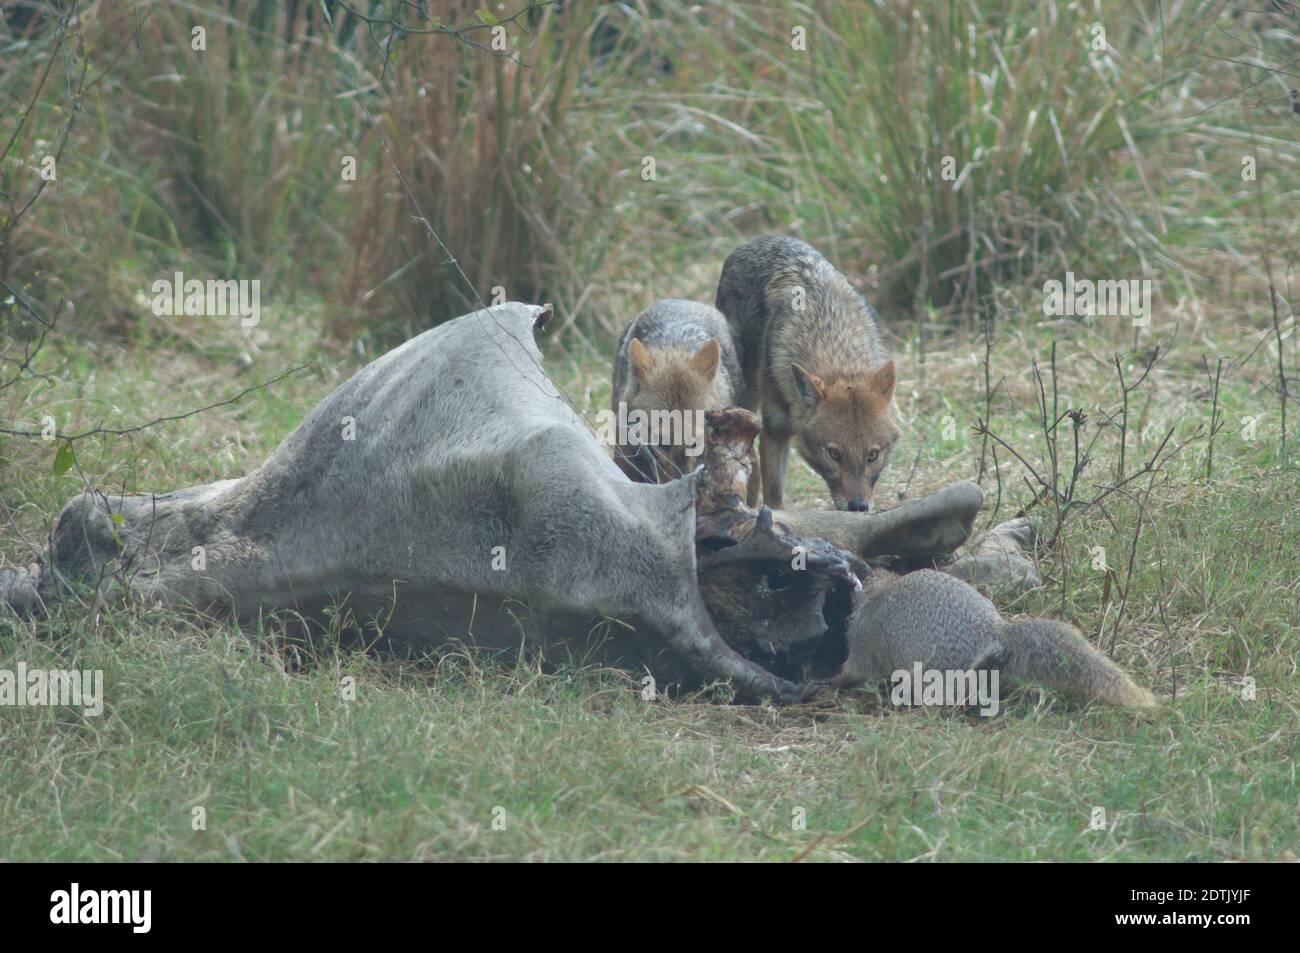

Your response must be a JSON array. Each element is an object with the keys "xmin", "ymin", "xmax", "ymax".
[
  {"xmin": 799, "ymin": 679, "xmax": 834, "ymax": 702},
  {"xmin": 0, "ymin": 564, "xmax": 44, "ymax": 618},
  {"xmin": 770, "ymin": 677, "xmax": 809, "ymax": 705},
  {"xmin": 945, "ymin": 517, "xmax": 1043, "ymax": 594}
]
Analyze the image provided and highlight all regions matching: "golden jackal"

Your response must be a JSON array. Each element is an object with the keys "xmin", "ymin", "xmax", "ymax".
[
  {"xmin": 611, "ymin": 299, "xmax": 740, "ymax": 483},
  {"xmin": 717, "ymin": 236, "xmax": 899, "ymax": 512}
]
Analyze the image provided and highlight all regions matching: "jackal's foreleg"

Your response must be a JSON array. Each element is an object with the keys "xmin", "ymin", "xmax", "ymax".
[{"xmin": 758, "ymin": 429, "xmax": 790, "ymax": 509}]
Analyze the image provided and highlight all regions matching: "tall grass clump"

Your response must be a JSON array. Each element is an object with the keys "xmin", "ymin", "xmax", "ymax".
[
  {"xmin": 3, "ymin": 0, "xmax": 350, "ymax": 331},
  {"xmin": 90, "ymin": 1, "xmax": 356, "ymax": 287},
  {"xmin": 5, "ymin": 0, "xmax": 1295, "ymax": 346},
  {"xmin": 108, "ymin": 0, "xmax": 624, "ymax": 340},
  {"xmin": 329, "ymin": 0, "xmax": 620, "ymax": 340},
  {"xmin": 3, "ymin": 1, "xmax": 627, "ymax": 342},
  {"xmin": 590, "ymin": 1, "xmax": 1242, "ymax": 326},
  {"xmin": 0, "ymin": 2, "xmax": 89, "ymax": 319},
  {"xmin": 801, "ymin": 0, "xmax": 1165, "ymax": 316}
]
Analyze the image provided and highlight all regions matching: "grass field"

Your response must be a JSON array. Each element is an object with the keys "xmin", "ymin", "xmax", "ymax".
[{"xmin": 2, "ymin": 0, "xmax": 1298, "ymax": 860}]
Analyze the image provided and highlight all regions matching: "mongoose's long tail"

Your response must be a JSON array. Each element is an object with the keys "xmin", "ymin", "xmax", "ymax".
[{"xmin": 997, "ymin": 620, "xmax": 1158, "ymax": 710}]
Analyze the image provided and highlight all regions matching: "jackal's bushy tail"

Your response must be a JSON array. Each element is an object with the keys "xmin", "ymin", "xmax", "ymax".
[{"xmin": 998, "ymin": 619, "xmax": 1158, "ymax": 710}]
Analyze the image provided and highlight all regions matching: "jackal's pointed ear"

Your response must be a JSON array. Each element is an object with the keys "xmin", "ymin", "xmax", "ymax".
[
  {"xmin": 871, "ymin": 361, "xmax": 896, "ymax": 400},
  {"xmin": 629, "ymin": 338, "xmax": 654, "ymax": 380},
  {"xmin": 690, "ymin": 338, "xmax": 721, "ymax": 380},
  {"xmin": 791, "ymin": 363, "xmax": 825, "ymax": 408}
]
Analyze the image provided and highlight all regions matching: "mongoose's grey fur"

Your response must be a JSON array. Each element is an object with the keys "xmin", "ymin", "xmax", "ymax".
[{"xmin": 838, "ymin": 569, "xmax": 1157, "ymax": 709}]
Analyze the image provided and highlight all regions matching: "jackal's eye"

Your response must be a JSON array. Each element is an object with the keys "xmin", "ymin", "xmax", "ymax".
[
  {"xmin": 827, "ymin": 447, "xmax": 842, "ymax": 463},
  {"xmin": 867, "ymin": 448, "xmax": 880, "ymax": 463}
]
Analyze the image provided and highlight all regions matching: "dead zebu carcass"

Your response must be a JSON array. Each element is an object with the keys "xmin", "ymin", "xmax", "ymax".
[{"xmin": 2, "ymin": 303, "xmax": 981, "ymax": 701}]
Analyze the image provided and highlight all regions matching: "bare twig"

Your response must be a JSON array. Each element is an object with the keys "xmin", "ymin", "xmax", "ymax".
[{"xmin": 1201, "ymin": 354, "xmax": 1227, "ymax": 483}]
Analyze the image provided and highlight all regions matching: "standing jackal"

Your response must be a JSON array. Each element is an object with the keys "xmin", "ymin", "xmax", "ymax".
[
  {"xmin": 611, "ymin": 299, "xmax": 741, "ymax": 482},
  {"xmin": 716, "ymin": 235, "xmax": 899, "ymax": 512}
]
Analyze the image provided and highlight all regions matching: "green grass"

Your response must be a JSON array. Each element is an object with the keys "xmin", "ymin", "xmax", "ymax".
[{"xmin": 2, "ymin": 604, "xmax": 1294, "ymax": 861}]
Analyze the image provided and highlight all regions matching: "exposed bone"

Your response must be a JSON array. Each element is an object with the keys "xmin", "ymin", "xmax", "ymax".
[
  {"xmin": 693, "ymin": 407, "xmax": 766, "ymax": 541},
  {"xmin": 695, "ymin": 409, "xmax": 861, "ymax": 586}
]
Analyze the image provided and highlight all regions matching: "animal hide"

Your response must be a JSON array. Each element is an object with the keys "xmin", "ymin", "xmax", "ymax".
[{"xmin": 4, "ymin": 303, "xmax": 983, "ymax": 701}]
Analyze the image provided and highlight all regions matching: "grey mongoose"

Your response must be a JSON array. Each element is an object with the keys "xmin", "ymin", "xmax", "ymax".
[{"xmin": 837, "ymin": 568, "xmax": 1158, "ymax": 709}]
